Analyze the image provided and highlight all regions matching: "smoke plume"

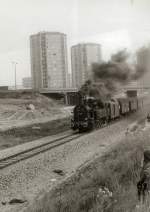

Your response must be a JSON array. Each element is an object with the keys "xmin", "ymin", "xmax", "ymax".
[{"xmin": 80, "ymin": 49, "xmax": 147, "ymax": 99}]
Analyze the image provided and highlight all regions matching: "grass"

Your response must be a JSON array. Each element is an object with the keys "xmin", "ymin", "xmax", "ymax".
[
  {"xmin": 0, "ymin": 117, "xmax": 70, "ymax": 149},
  {"xmin": 24, "ymin": 129, "xmax": 150, "ymax": 212}
]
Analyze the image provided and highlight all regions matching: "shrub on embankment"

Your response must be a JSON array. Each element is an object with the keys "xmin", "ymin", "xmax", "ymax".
[{"xmin": 25, "ymin": 130, "xmax": 150, "ymax": 212}]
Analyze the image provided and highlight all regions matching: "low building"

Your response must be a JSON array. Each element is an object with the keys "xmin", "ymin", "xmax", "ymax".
[{"xmin": 0, "ymin": 86, "xmax": 8, "ymax": 91}]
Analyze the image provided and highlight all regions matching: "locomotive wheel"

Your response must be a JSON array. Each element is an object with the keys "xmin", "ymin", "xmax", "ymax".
[{"xmin": 96, "ymin": 120, "xmax": 104, "ymax": 128}]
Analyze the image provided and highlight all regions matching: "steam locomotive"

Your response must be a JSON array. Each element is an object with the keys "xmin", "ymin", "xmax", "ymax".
[{"xmin": 71, "ymin": 90, "xmax": 143, "ymax": 132}]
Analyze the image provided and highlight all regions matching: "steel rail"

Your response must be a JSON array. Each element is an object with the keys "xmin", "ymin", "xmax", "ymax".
[{"xmin": 0, "ymin": 133, "xmax": 82, "ymax": 169}]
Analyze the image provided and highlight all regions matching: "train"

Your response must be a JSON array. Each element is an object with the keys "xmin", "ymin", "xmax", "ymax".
[{"xmin": 71, "ymin": 90, "xmax": 143, "ymax": 132}]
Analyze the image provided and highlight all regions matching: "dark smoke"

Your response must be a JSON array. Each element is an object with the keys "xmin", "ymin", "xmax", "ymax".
[
  {"xmin": 111, "ymin": 49, "xmax": 129, "ymax": 62},
  {"xmin": 92, "ymin": 61, "xmax": 130, "ymax": 83},
  {"xmin": 93, "ymin": 50, "xmax": 146, "ymax": 83},
  {"xmin": 80, "ymin": 80, "xmax": 111, "ymax": 101},
  {"xmin": 80, "ymin": 49, "xmax": 147, "ymax": 99}
]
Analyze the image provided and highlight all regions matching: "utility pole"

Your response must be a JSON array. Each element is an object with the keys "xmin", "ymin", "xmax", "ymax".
[{"xmin": 12, "ymin": 61, "xmax": 18, "ymax": 90}]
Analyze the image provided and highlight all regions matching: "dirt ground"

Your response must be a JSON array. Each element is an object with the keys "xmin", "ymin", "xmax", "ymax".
[
  {"xmin": 0, "ymin": 92, "xmax": 67, "ymax": 123},
  {"xmin": 0, "ymin": 92, "xmax": 72, "ymax": 149}
]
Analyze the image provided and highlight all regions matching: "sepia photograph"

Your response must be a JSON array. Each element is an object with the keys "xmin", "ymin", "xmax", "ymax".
[{"xmin": 0, "ymin": 0, "xmax": 149, "ymax": 211}]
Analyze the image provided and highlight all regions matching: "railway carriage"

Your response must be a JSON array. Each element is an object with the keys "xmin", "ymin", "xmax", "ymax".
[
  {"xmin": 129, "ymin": 98, "xmax": 138, "ymax": 112},
  {"xmin": 137, "ymin": 98, "xmax": 143, "ymax": 109},
  {"xmin": 106, "ymin": 99, "xmax": 120, "ymax": 120},
  {"xmin": 117, "ymin": 98, "xmax": 130, "ymax": 115}
]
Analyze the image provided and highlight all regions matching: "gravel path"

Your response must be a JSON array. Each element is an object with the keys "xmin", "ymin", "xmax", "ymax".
[{"xmin": 0, "ymin": 98, "xmax": 149, "ymax": 212}]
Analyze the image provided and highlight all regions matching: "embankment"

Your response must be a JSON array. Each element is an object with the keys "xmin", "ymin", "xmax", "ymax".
[
  {"xmin": 23, "ymin": 129, "xmax": 150, "ymax": 212},
  {"xmin": 0, "ymin": 117, "xmax": 70, "ymax": 149}
]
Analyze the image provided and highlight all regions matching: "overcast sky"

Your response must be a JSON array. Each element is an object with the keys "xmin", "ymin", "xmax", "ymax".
[{"xmin": 0, "ymin": 0, "xmax": 150, "ymax": 86}]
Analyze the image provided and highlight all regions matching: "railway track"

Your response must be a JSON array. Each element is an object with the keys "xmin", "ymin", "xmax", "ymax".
[
  {"xmin": 0, "ymin": 97, "xmax": 147, "ymax": 170},
  {"xmin": 0, "ymin": 133, "xmax": 83, "ymax": 169},
  {"xmin": 0, "ymin": 111, "xmax": 143, "ymax": 170}
]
